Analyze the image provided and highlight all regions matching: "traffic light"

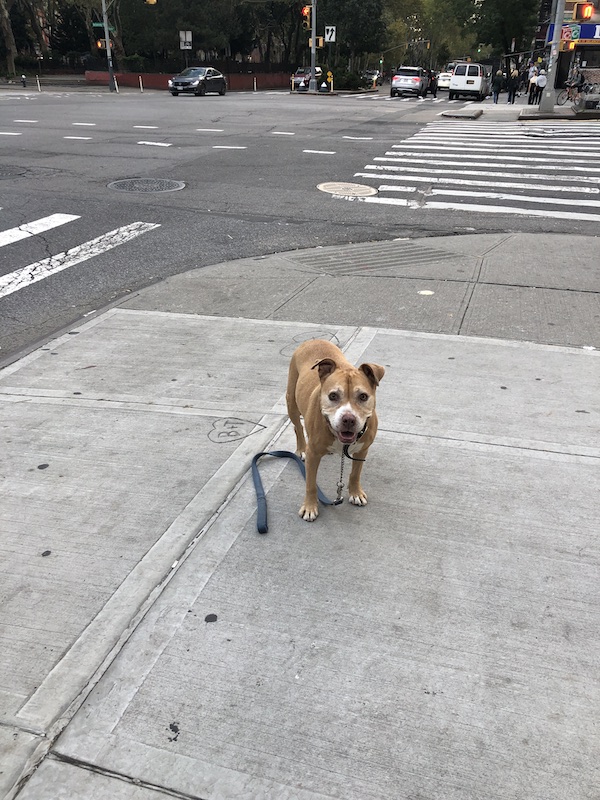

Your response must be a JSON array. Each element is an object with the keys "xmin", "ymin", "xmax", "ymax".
[
  {"xmin": 301, "ymin": 5, "xmax": 311, "ymax": 30},
  {"xmin": 574, "ymin": 2, "xmax": 594, "ymax": 19},
  {"xmin": 145, "ymin": 0, "xmax": 157, "ymax": 4}
]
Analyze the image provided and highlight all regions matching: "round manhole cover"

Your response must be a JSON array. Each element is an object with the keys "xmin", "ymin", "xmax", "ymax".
[
  {"xmin": 108, "ymin": 178, "xmax": 186, "ymax": 193},
  {"xmin": 317, "ymin": 182, "xmax": 378, "ymax": 197}
]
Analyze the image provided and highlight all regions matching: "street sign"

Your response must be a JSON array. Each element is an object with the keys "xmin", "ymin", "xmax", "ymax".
[
  {"xmin": 325, "ymin": 26, "xmax": 336, "ymax": 43},
  {"xmin": 179, "ymin": 30, "xmax": 192, "ymax": 50},
  {"xmin": 92, "ymin": 22, "xmax": 115, "ymax": 30}
]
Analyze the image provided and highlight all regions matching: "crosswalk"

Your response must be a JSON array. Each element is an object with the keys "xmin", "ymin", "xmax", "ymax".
[
  {"xmin": 343, "ymin": 120, "xmax": 600, "ymax": 221},
  {"xmin": 0, "ymin": 213, "xmax": 160, "ymax": 300}
]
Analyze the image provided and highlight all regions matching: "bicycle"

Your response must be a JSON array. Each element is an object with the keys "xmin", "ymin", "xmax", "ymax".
[{"xmin": 557, "ymin": 81, "xmax": 600, "ymax": 106}]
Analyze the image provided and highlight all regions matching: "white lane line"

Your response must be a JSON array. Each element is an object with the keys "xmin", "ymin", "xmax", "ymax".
[
  {"xmin": 0, "ymin": 214, "xmax": 80, "ymax": 248},
  {"xmin": 212, "ymin": 145, "xmax": 247, "ymax": 150},
  {"xmin": 0, "ymin": 132, "xmax": 22, "ymax": 136},
  {"xmin": 271, "ymin": 131, "xmax": 295, "ymax": 135},
  {"xmin": 393, "ymin": 143, "xmax": 600, "ymax": 158},
  {"xmin": 197, "ymin": 128, "xmax": 224, "ymax": 132},
  {"xmin": 334, "ymin": 193, "xmax": 600, "ymax": 221},
  {"xmin": 72, "ymin": 122, "xmax": 96, "ymax": 126},
  {"xmin": 343, "ymin": 136, "xmax": 374, "ymax": 140},
  {"xmin": 64, "ymin": 136, "xmax": 92, "ymax": 141},
  {"xmin": 137, "ymin": 141, "xmax": 172, "ymax": 147},
  {"xmin": 134, "ymin": 125, "xmax": 158, "ymax": 129},
  {"xmin": 378, "ymin": 185, "xmax": 600, "ymax": 208},
  {"xmin": 373, "ymin": 156, "xmax": 600, "ymax": 174},
  {"xmin": 408, "ymin": 136, "xmax": 600, "ymax": 150},
  {"xmin": 354, "ymin": 172, "xmax": 600, "ymax": 194},
  {"xmin": 384, "ymin": 149, "xmax": 597, "ymax": 165},
  {"xmin": 363, "ymin": 163, "xmax": 600, "ymax": 184},
  {"xmin": 14, "ymin": 119, "xmax": 38, "ymax": 123},
  {"xmin": 303, "ymin": 149, "xmax": 336, "ymax": 154},
  {"xmin": 0, "ymin": 222, "xmax": 160, "ymax": 300}
]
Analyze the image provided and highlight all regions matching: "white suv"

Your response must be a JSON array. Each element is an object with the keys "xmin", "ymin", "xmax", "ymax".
[{"xmin": 390, "ymin": 66, "xmax": 428, "ymax": 98}]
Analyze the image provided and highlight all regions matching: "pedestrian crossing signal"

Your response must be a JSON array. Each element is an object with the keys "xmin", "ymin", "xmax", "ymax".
[
  {"xmin": 574, "ymin": 2, "xmax": 594, "ymax": 19},
  {"xmin": 301, "ymin": 5, "xmax": 311, "ymax": 30}
]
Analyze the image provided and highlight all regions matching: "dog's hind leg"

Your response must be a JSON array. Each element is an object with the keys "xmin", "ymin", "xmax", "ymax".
[{"xmin": 286, "ymin": 360, "xmax": 307, "ymax": 457}]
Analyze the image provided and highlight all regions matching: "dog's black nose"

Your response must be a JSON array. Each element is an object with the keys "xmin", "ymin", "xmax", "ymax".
[{"xmin": 341, "ymin": 413, "xmax": 356, "ymax": 429}]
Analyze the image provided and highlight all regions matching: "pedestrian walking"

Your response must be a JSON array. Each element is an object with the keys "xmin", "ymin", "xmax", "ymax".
[
  {"xmin": 427, "ymin": 70, "xmax": 438, "ymax": 98},
  {"xmin": 492, "ymin": 70, "xmax": 504, "ymax": 104},
  {"xmin": 506, "ymin": 69, "xmax": 519, "ymax": 103},
  {"xmin": 528, "ymin": 72, "xmax": 538, "ymax": 104},
  {"xmin": 534, "ymin": 69, "xmax": 547, "ymax": 104}
]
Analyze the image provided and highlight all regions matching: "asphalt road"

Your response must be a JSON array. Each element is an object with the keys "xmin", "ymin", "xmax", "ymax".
[{"xmin": 0, "ymin": 86, "xmax": 597, "ymax": 361}]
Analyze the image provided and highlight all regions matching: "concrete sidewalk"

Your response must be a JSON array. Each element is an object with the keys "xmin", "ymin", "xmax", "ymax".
[{"xmin": 1, "ymin": 233, "xmax": 599, "ymax": 800}]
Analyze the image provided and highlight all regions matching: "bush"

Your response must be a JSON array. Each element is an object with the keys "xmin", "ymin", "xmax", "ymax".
[
  {"xmin": 332, "ymin": 70, "xmax": 372, "ymax": 90},
  {"xmin": 120, "ymin": 54, "xmax": 148, "ymax": 73}
]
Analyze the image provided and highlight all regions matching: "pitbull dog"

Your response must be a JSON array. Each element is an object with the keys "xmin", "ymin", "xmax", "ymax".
[{"xmin": 286, "ymin": 339, "xmax": 385, "ymax": 522}]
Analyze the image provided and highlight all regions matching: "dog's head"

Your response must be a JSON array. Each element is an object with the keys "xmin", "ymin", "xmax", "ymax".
[{"xmin": 313, "ymin": 358, "xmax": 385, "ymax": 444}]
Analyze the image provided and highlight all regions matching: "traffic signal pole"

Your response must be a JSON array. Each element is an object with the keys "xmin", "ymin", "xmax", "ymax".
[
  {"xmin": 539, "ymin": 0, "xmax": 566, "ymax": 112},
  {"xmin": 309, "ymin": 0, "xmax": 317, "ymax": 91},
  {"xmin": 101, "ymin": 0, "xmax": 116, "ymax": 92}
]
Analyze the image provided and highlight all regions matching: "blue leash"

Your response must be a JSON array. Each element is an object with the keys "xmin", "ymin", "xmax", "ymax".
[{"xmin": 251, "ymin": 450, "xmax": 343, "ymax": 534}]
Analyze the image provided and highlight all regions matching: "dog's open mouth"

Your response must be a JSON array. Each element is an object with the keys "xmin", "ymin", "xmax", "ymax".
[{"xmin": 338, "ymin": 429, "xmax": 357, "ymax": 444}]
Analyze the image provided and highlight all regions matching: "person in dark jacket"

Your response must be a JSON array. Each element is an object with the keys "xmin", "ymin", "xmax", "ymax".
[
  {"xmin": 492, "ymin": 70, "xmax": 504, "ymax": 104},
  {"xmin": 506, "ymin": 69, "xmax": 519, "ymax": 103},
  {"xmin": 427, "ymin": 70, "xmax": 438, "ymax": 98}
]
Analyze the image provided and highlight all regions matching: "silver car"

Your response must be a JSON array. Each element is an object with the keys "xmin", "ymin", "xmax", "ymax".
[{"xmin": 390, "ymin": 66, "xmax": 428, "ymax": 98}]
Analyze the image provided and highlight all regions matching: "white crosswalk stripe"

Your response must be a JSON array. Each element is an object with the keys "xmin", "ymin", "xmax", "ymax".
[
  {"xmin": 0, "ymin": 217, "xmax": 160, "ymax": 299},
  {"xmin": 343, "ymin": 120, "xmax": 600, "ymax": 220}
]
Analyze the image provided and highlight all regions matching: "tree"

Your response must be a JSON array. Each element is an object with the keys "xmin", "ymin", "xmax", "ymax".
[{"xmin": 476, "ymin": 0, "xmax": 539, "ymax": 54}]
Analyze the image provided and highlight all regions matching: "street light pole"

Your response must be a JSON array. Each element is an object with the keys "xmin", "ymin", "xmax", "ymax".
[
  {"xmin": 309, "ymin": 0, "xmax": 317, "ymax": 92},
  {"xmin": 539, "ymin": 0, "xmax": 566, "ymax": 112},
  {"xmin": 101, "ymin": 0, "xmax": 116, "ymax": 92}
]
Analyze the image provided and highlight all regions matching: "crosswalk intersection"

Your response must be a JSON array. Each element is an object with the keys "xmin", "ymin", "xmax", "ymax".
[
  {"xmin": 343, "ymin": 119, "xmax": 600, "ymax": 221},
  {"xmin": 0, "ymin": 213, "xmax": 159, "ymax": 300}
]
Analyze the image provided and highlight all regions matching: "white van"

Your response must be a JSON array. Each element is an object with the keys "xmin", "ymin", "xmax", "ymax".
[{"xmin": 449, "ymin": 62, "xmax": 491, "ymax": 101}]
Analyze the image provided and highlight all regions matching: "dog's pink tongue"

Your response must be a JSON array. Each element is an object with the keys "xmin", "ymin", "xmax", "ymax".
[{"xmin": 339, "ymin": 430, "xmax": 356, "ymax": 444}]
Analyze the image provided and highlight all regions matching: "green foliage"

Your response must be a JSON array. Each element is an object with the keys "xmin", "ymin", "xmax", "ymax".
[{"xmin": 1, "ymin": 0, "xmax": 542, "ymax": 76}]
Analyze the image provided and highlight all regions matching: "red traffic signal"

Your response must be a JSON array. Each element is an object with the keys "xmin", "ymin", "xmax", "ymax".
[
  {"xmin": 574, "ymin": 2, "xmax": 594, "ymax": 19},
  {"xmin": 301, "ymin": 5, "xmax": 311, "ymax": 30}
]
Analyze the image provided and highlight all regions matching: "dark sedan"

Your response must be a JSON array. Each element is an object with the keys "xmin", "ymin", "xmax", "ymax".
[{"xmin": 168, "ymin": 67, "xmax": 227, "ymax": 96}]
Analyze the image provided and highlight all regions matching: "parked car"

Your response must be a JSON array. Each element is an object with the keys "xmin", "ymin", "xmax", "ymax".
[
  {"xmin": 292, "ymin": 66, "xmax": 322, "ymax": 90},
  {"xmin": 390, "ymin": 66, "xmax": 428, "ymax": 98},
  {"xmin": 168, "ymin": 67, "xmax": 227, "ymax": 96},
  {"xmin": 436, "ymin": 69, "xmax": 453, "ymax": 90},
  {"xmin": 362, "ymin": 69, "xmax": 383, "ymax": 86},
  {"xmin": 448, "ymin": 62, "xmax": 491, "ymax": 101}
]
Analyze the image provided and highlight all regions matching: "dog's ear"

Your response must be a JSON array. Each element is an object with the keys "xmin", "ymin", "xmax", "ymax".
[
  {"xmin": 312, "ymin": 358, "xmax": 337, "ymax": 381},
  {"xmin": 359, "ymin": 363, "xmax": 385, "ymax": 387}
]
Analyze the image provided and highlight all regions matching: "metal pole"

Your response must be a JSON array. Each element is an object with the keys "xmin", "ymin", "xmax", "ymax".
[
  {"xmin": 539, "ymin": 0, "xmax": 566, "ymax": 112},
  {"xmin": 101, "ymin": 0, "xmax": 116, "ymax": 92},
  {"xmin": 309, "ymin": 0, "xmax": 317, "ymax": 92}
]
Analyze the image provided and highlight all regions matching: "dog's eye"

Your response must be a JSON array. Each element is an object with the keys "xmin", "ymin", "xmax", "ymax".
[
  {"xmin": 358, "ymin": 392, "xmax": 369, "ymax": 402},
  {"xmin": 328, "ymin": 391, "xmax": 339, "ymax": 402}
]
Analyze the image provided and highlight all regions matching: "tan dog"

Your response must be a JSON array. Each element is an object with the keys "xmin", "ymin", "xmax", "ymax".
[{"xmin": 286, "ymin": 339, "xmax": 385, "ymax": 522}]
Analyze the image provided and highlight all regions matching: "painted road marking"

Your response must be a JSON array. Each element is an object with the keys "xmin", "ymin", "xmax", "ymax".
[
  {"xmin": 0, "ymin": 132, "xmax": 22, "ymax": 136},
  {"xmin": 64, "ymin": 136, "xmax": 92, "ymax": 140},
  {"xmin": 14, "ymin": 119, "xmax": 38, "ymax": 123},
  {"xmin": 197, "ymin": 128, "xmax": 224, "ymax": 132},
  {"xmin": 134, "ymin": 125, "xmax": 158, "ymax": 129},
  {"xmin": 0, "ymin": 222, "xmax": 160, "ymax": 300},
  {"xmin": 212, "ymin": 146, "xmax": 247, "ymax": 149},
  {"xmin": 271, "ymin": 131, "xmax": 295, "ymax": 135},
  {"xmin": 354, "ymin": 172, "xmax": 600, "ymax": 194},
  {"xmin": 72, "ymin": 122, "xmax": 96, "ymax": 126},
  {"xmin": 345, "ymin": 120, "xmax": 600, "ymax": 221},
  {"xmin": 303, "ymin": 149, "xmax": 336, "ymax": 154},
  {"xmin": 343, "ymin": 136, "xmax": 374, "ymax": 140},
  {"xmin": 0, "ymin": 214, "xmax": 80, "ymax": 248},
  {"xmin": 137, "ymin": 141, "xmax": 172, "ymax": 147}
]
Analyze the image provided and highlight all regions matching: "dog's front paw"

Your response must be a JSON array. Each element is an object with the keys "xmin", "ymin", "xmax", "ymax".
[
  {"xmin": 299, "ymin": 503, "xmax": 319, "ymax": 522},
  {"xmin": 349, "ymin": 490, "xmax": 368, "ymax": 507}
]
